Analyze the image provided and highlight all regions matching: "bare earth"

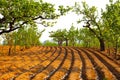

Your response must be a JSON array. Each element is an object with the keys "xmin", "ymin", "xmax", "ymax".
[{"xmin": 0, "ymin": 46, "xmax": 120, "ymax": 80}]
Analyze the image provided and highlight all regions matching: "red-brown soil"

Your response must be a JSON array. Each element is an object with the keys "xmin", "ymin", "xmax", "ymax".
[{"xmin": 0, "ymin": 46, "xmax": 120, "ymax": 80}]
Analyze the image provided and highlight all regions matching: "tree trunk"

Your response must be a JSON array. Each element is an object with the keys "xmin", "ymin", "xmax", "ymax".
[
  {"xmin": 65, "ymin": 39, "xmax": 68, "ymax": 46},
  {"xmin": 58, "ymin": 40, "xmax": 63, "ymax": 46},
  {"xmin": 114, "ymin": 39, "xmax": 118, "ymax": 59},
  {"xmin": 99, "ymin": 38, "xmax": 105, "ymax": 51},
  {"xmin": 87, "ymin": 23, "xmax": 105, "ymax": 51},
  {"xmin": 8, "ymin": 46, "xmax": 12, "ymax": 56}
]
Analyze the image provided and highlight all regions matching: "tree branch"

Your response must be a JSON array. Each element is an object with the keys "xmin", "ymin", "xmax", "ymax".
[
  {"xmin": 0, "ymin": 26, "xmax": 21, "ymax": 34},
  {"xmin": 83, "ymin": 20, "xmax": 101, "ymax": 39},
  {"xmin": 0, "ymin": 14, "xmax": 54, "ymax": 35}
]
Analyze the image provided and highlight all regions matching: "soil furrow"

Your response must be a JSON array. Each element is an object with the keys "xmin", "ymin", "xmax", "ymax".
[
  {"xmin": 32, "ymin": 47, "xmax": 66, "ymax": 80},
  {"xmin": 87, "ymin": 49, "xmax": 120, "ymax": 79},
  {"xmin": 80, "ymin": 48, "xmax": 106, "ymax": 80},
  {"xmin": 75, "ymin": 48, "xmax": 97, "ymax": 80},
  {"xmin": 67, "ymin": 48, "xmax": 82, "ymax": 80}
]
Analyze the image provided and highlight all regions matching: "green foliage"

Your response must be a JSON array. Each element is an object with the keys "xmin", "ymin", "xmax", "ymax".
[
  {"xmin": 77, "ymin": 28, "xmax": 99, "ymax": 47},
  {"xmin": 49, "ymin": 25, "xmax": 99, "ymax": 47},
  {"xmin": 49, "ymin": 29, "xmax": 68, "ymax": 46},
  {"xmin": 50, "ymin": 29, "xmax": 68, "ymax": 40},
  {"xmin": 43, "ymin": 40, "xmax": 57, "ymax": 46},
  {"xmin": 74, "ymin": 1, "xmax": 106, "ymax": 51},
  {"xmin": 3, "ymin": 33, "xmax": 14, "ymax": 45},
  {"xmin": 102, "ymin": 0, "xmax": 120, "ymax": 55},
  {"xmin": 102, "ymin": 0, "xmax": 120, "ymax": 35},
  {"xmin": 73, "ymin": 0, "xmax": 120, "ymax": 52},
  {"xmin": 14, "ymin": 26, "xmax": 44, "ymax": 47},
  {"xmin": 58, "ymin": 5, "xmax": 72, "ymax": 15},
  {"xmin": 3, "ymin": 25, "xmax": 44, "ymax": 47},
  {"xmin": 0, "ymin": 0, "xmax": 71, "ymax": 34},
  {"xmin": 68, "ymin": 24, "xmax": 78, "ymax": 46},
  {"xmin": 74, "ymin": 2, "xmax": 97, "ymax": 21}
]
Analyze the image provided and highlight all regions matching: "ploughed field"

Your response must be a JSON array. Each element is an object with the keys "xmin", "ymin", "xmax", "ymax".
[{"xmin": 0, "ymin": 46, "xmax": 120, "ymax": 80}]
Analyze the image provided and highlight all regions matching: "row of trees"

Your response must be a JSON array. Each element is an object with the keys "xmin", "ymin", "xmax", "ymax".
[
  {"xmin": 0, "ymin": 0, "xmax": 120, "ymax": 58},
  {"xmin": 49, "ymin": 25, "xmax": 99, "ymax": 47},
  {"xmin": 50, "ymin": 0, "xmax": 120, "ymax": 59},
  {"xmin": 3, "ymin": 25, "xmax": 44, "ymax": 46},
  {"xmin": 49, "ymin": 25, "xmax": 84, "ymax": 47},
  {"xmin": 0, "ymin": 0, "xmax": 71, "ymax": 55},
  {"xmin": 2, "ymin": 25, "xmax": 44, "ymax": 55},
  {"xmin": 74, "ymin": 0, "xmax": 120, "ymax": 58}
]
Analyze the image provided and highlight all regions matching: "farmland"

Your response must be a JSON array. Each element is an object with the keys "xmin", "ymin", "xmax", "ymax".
[
  {"xmin": 0, "ymin": 0, "xmax": 120, "ymax": 80},
  {"xmin": 0, "ymin": 46, "xmax": 120, "ymax": 80}
]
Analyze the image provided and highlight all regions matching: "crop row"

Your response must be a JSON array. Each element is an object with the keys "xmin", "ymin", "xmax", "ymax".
[{"xmin": 0, "ymin": 46, "xmax": 120, "ymax": 80}]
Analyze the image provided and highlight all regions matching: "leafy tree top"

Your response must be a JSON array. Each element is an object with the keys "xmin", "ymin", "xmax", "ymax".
[
  {"xmin": 102, "ymin": 0, "xmax": 120, "ymax": 34},
  {"xmin": 0, "ymin": 0, "xmax": 71, "ymax": 34},
  {"xmin": 49, "ymin": 29, "xmax": 68, "ymax": 41}
]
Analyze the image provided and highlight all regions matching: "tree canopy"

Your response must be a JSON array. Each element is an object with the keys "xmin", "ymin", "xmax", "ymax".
[
  {"xmin": 3, "ymin": 25, "xmax": 44, "ymax": 47},
  {"xmin": 49, "ymin": 0, "xmax": 120, "ymax": 54},
  {"xmin": 49, "ymin": 29, "xmax": 68, "ymax": 46},
  {"xmin": 0, "ymin": 0, "xmax": 71, "ymax": 34},
  {"xmin": 74, "ymin": 1, "xmax": 108, "ymax": 51}
]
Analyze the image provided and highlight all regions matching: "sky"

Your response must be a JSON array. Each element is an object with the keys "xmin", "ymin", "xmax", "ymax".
[{"xmin": 39, "ymin": 0, "xmax": 110, "ymax": 42}]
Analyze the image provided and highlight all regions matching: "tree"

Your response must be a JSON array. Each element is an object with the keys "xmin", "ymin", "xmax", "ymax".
[
  {"xmin": 3, "ymin": 25, "xmax": 44, "ymax": 55},
  {"xmin": 102, "ymin": 0, "xmax": 120, "ymax": 58},
  {"xmin": 43, "ymin": 40, "xmax": 57, "ymax": 46},
  {"xmin": 49, "ymin": 29, "xmax": 68, "ymax": 46},
  {"xmin": 0, "ymin": 0, "xmax": 71, "ymax": 34},
  {"xmin": 49, "ymin": 25, "xmax": 79, "ymax": 46},
  {"xmin": 74, "ymin": 2, "xmax": 106, "ymax": 51},
  {"xmin": 13, "ymin": 25, "xmax": 44, "ymax": 47},
  {"xmin": 68, "ymin": 24, "xmax": 78, "ymax": 46},
  {"xmin": 77, "ymin": 28, "xmax": 99, "ymax": 48},
  {"xmin": 3, "ymin": 33, "xmax": 14, "ymax": 55}
]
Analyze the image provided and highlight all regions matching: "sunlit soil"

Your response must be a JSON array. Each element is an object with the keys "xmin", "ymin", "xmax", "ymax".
[
  {"xmin": 0, "ymin": 46, "xmax": 120, "ymax": 80},
  {"xmin": 84, "ymin": 49, "xmax": 117, "ymax": 79}
]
